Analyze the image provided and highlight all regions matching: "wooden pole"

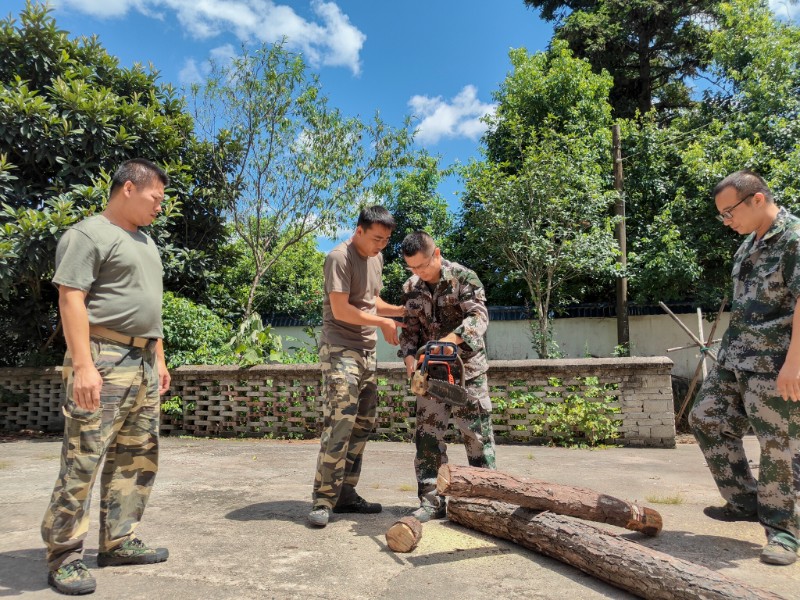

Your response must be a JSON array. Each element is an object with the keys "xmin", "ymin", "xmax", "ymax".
[
  {"xmin": 447, "ymin": 497, "xmax": 787, "ymax": 600},
  {"xmin": 612, "ymin": 124, "xmax": 629, "ymax": 353},
  {"xmin": 697, "ymin": 308, "xmax": 708, "ymax": 378}
]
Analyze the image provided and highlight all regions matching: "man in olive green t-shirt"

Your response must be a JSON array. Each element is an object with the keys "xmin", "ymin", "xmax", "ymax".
[
  {"xmin": 308, "ymin": 206, "xmax": 405, "ymax": 527},
  {"xmin": 41, "ymin": 159, "xmax": 171, "ymax": 595}
]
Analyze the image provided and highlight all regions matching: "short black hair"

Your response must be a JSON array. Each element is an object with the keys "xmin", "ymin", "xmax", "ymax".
[
  {"xmin": 400, "ymin": 231, "xmax": 435, "ymax": 257},
  {"xmin": 110, "ymin": 158, "xmax": 169, "ymax": 197},
  {"xmin": 357, "ymin": 205, "xmax": 396, "ymax": 231},
  {"xmin": 713, "ymin": 169, "xmax": 773, "ymax": 204}
]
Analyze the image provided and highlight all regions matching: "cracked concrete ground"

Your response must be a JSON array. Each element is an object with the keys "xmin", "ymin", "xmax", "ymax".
[{"xmin": 1, "ymin": 435, "xmax": 798, "ymax": 599}]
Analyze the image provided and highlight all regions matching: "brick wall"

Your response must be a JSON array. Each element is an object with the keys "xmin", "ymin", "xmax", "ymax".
[{"xmin": 0, "ymin": 357, "xmax": 676, "ymax": 448}]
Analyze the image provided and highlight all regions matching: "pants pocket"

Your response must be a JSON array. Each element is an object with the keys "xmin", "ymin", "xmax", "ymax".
[{"xmin": 63, "ymin": 401, "xmax": 120, "ymax": 455}]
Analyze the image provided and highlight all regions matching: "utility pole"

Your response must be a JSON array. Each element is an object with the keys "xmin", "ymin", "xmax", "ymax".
[{"xmin": 612, "ymin": 124, "xmax": 630, "ymax": 353}]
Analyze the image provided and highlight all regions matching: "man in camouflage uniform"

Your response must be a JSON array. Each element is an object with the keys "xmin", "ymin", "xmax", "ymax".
[
  {"xmin": 308, "ymin": 206, "xmax": 406, "ymax": 527},
  {"xmin": 399, "ymin": 231, "xmax": 496, "ymax": 522},
  {"xmin": 41, "ymin": 159, "xmax": 172, "ymax": 595},
  {"xmin": 690, "ymin": 170, "xmax": 800, "ymax": 566}
]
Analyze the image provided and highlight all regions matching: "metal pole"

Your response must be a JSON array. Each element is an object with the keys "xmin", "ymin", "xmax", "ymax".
[{"xmin": 612, "ymin": 124, "xmax": 629, "ymax": 352}]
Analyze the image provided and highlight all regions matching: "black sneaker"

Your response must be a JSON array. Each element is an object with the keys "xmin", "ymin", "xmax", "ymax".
[
  {"xmin": 333, "ymin": 492, "xmax": 382, "ymax": 514},
  {"xmin": 48, "ymin": 559, "xmax": 96, "ymax": 595},
  {"xmin": 703, "ymin": 503, "xmax": 758, "ymax": 522},
  {"xmin": 97, "ymin": 537, "xmax": 169, "ymax": 567}
]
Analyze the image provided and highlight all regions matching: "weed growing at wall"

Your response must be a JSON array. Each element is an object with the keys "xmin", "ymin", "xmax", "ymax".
[{"xmin": 491, "ymin": 376, "xmax": 621, "ymax": 447}]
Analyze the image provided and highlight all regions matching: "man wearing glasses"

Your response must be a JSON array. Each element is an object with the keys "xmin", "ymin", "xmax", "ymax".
[
  {"xmin": 308, "ymin": 206, "xmax": 406, "ymax": 528},
  {"xmin": 398, "ymin": 231, "xmax": 496, "ymax": 522},
  {"xmin": 690, "ymin": 169, "xmax": 800, "ymax": 565}
]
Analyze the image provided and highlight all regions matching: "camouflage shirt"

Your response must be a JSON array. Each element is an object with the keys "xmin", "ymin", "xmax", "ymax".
[
  {"xmin": 398, "ymin": 259, "xmax": 489, "ymax": 380},
  {"xmin": 719, "ymin": 207, "xmax": 800, "ymax": 373}
]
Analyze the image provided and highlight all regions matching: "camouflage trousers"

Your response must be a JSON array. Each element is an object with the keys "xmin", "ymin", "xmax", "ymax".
[
  {"xmin": 312, "ymin": 343, "xmax": 378, "ymax": 509},
  {"xmin": 41, "ymin": 337, "xmax": 160, "ymax": 570},
  {"xmin": 689, "ymin": 363, "xmax": 800, "ymax": 546},
  {"xmin": 415, "ymin": 374, "xmax": 496, "ymax": 510}
]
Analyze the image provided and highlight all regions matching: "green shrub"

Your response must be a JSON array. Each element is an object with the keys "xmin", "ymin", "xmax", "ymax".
[
  {"xmin": 491, "ymin": 376, "xmax": 621, "ymax": 447},
  {"xmin": 162, "ymin": 292, "xmax": 233, "ymax": 368}
]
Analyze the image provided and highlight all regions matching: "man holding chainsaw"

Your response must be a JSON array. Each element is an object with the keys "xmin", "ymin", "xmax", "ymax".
[{"xmin": 399, "ymin": 231, "xmax": 496, "ymax": 522}]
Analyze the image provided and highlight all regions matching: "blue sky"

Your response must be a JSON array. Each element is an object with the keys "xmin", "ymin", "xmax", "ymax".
[
  {"xmin": 6, "ymin": 0, "xmax": 798, "ymax": 248},
  {"xmin": 5, "ymin": 0, "xmax": 556, "ymax": 243}
]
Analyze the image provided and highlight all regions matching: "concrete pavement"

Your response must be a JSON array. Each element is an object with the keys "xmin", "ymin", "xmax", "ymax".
[{"xmin": 1, "ymin": 435, "xmax": 798, "ymax": 599}]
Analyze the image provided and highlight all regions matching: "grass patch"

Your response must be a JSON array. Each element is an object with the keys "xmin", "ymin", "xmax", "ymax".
[
  {"xmin": 397, "ymin": 483, "xmax": 415, "ymax": 492},
  {"xmin": 645, "ymin": 493, "xmax": 684, "ymax": 505},
  {"xmin": 0, "ymin": 461, "xmax": 10, "ymax": 470}
]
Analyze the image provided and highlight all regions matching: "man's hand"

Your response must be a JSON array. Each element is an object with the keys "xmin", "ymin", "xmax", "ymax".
[
  {"xmin": 404, "ymin": 355, "xmax": 416, "ymax": 378},
  {"xmin": 777, "ymin": 361, "xmax": 800, "ymax": 401},
  {"xmin": 380, "ymin": 318, "xmax": 400, "ymax": 346},
  {"xmin": 72, "ymin": 365, "xmax": 103, "ymax": 411},
  {"xmin": 158, "ymin": 363, "xmax": 171, "ymax": 396}
]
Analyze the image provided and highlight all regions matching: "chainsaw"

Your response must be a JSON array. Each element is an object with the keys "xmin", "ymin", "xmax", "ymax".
[{"xmin": 410, "ymin": 341, "xmax": 469, "ymax": 405}]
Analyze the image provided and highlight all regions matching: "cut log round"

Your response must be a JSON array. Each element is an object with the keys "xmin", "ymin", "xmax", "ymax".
[
  {"xmin": 385, "ymin": 516, "xmax": 423, "ymax": 553},
  {"xmin": 437, "ymin": 464, "xmax": 662, "ymax": 536},
  {"xmin": 447, "ymin": 497, "xmax": 786, "ymax": 600}
]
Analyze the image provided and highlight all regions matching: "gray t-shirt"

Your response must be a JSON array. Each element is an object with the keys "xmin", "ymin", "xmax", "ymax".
[
  {"xmin": 53, "ymin": 214, "xmax": 164, "ymax": 338},
  {"xmin": 320, "ymin": 239, "xmax": 383, "ymax": 350}
]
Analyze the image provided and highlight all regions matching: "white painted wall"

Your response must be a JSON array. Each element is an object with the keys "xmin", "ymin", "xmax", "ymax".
[{"xmin": 272, "ymin": 311, "xmax": 731, "ymax": 379}]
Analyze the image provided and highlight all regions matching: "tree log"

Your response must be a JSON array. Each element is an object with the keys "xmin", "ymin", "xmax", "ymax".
[
  {"xmin": 385, "ymin": 516, "xmax": 423, "ymax": 553},
  {"xmin": 438, "ymin": 464, "xmax": 662, "ymax": 536},
  {"xmin": 447, "ymin": 498, "xmax": 786, "ymax": 600}
]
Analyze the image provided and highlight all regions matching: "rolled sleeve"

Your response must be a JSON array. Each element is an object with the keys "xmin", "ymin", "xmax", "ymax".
[{"xmin": 453, "ymin": 285, "xmax": 488, "ymax": 351}]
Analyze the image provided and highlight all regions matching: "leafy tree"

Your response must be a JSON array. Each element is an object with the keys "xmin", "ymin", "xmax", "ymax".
[
  {"xmin": 379, "ymin": 152, "xmax": 454, "ymax": 304},
  {"xmin": 190, "ymin": 41, "xmax": 413, "ymax": 318},
  {"xmin": 522, "ymin": 0, "xmax": 718, "ymax": 118},
  {"xmin": 619, "ymin": 0, "xmax": 800, "ymax": 306},
  {"xmin": 453, "ymin": 43, "xmax": 616, "ymax": 312},
  {"xmin": 466, "ymin": 126, "xmax": 618, "ymax": 357},
  {"xmin": 221, "ymin": 232, "xmax": 326, "ymax": 325},
  {"xmin": 0, "ymin": 2, "xmax": 229, "ymax": 365},
  {"xmin": 461, "ymin": 44, "xmax": 618, "ymax": 356}
]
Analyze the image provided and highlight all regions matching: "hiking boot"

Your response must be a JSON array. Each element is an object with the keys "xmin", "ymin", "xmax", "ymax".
[
  {"xmin": 47, "ymin": 559, "xmax": 96, "ymax": 595},
  {"xmin": 761, "ymin": 539, "xmax": 798, "ymax": 566},
  {"xmin": 308, "ymin": 505, "xmax": 331, "ymax": 527},
  {"xmin": 411, "ymin": 504, "xmax": 447, "ymax": 523},
  {"xmin": 333, "ymin": 492, "xmax": 382, "ymax": 514},
  {"xmin": 702, "ymin": 503, "xmax": 758, "ymax": 523},
  {"xmin": 96, "ymin": 537, "xmax": 169, "ymax": 567}
]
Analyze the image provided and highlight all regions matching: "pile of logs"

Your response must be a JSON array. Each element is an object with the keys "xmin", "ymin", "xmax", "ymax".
[{"xmin": 387, "ymin": 464, "xmax": 786, "ymax": 600}]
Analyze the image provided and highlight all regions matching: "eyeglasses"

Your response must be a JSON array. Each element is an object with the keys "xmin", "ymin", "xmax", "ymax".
[
  {"xmin": 405, "ymin": 253, "xmax": 435, "ymax": 273},
  {"xmin": 716, "ymin": 193, "xmax": 754, "ymax": 222}
]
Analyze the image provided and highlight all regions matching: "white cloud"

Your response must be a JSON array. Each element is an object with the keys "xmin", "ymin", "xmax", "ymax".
[
  {"xmin": 770, "ymin": 0, "xmax": 800, "ymax": 21},
  {"xmin": 408, "ymin": 85, "xmax": 496, "ymax": 145},
  {"xmin": 178, "ymin": 58, "xmax": 204, "ymax": 86},
  {"xmin": 58, "ymin": 0, "xmax": 366, "ymax": 74}
]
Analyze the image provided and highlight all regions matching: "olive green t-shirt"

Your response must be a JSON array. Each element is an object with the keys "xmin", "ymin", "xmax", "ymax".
[
  {"xmin": 320, "ymin": 240, "xmax": 383, "ymax": 350},
  {"xmin": 52, "ymin": 214, "xmax": 164, "ymax": 338}
]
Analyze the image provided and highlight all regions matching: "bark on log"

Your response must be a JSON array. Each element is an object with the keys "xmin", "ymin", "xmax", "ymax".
[
  {"xmin": 438, "ymin": 464, "xmax": 662, "ymax": 536},
  {"xmin": 385, "ymin": 516, "xmax": 423, "ymax": 553},
  {"xmin": 447, "ymin": 497, "xmax": 786, "ymax": 600}
]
